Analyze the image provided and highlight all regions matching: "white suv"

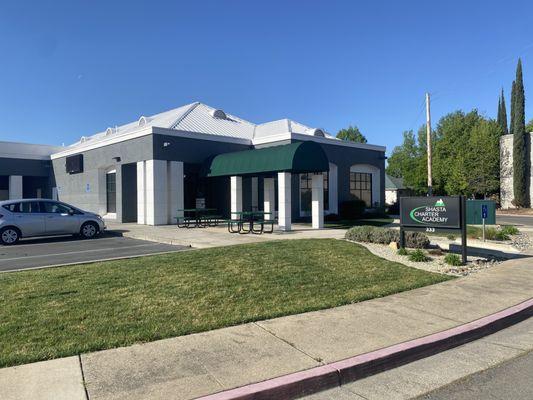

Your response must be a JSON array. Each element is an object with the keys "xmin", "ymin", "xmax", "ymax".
[{"xmin": 0, "ymin": 199, "xmax": 106, "ymax": 245}]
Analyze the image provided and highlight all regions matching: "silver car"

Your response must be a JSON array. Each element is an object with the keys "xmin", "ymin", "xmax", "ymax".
[{"xmin": 0, "ymin": 199, "xmax": 106, "ymax": 245}]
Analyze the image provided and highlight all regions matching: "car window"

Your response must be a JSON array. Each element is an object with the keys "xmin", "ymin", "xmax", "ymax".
[
  {"xmin": 41, "ymin": 202, "xmax": 73, "ymax": 214},
  {"xmin": 2, "ymin": 202, "xmax": 41, "ymax": 213}
]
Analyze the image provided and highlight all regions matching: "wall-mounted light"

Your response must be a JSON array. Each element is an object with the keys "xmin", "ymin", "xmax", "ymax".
[
  {"xmin": 163, "ymin": 142, "xmax": 171, "ymax": 148},
  {"xmin": 112, "ymin": 156, "xmax": 121, "ymax": 162}
]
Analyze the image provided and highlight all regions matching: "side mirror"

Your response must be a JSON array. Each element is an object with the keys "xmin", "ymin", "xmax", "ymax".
[{"xmin": 68, "ymin": 210, "xmax": 75, "ymax": 216}]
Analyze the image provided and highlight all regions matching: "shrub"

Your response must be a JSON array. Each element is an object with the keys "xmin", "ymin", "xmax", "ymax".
[
  {"xmin": 404, "ymin": 231, "xmax": 430, "ymax": 249},
  {"xmin": 494, "ymin": 231, "xmax": 510, "ymax": 241},
  {"xmin": 345, "ymin": 226, "xmax": 430, "ymax": 248},
  {"xmin": 408, "ymin": 249, "xmax": 430, "ymax": 262},
  {"xmin": 339, "ymin": 200, "xmax": 366, "ymax": 219},
  {"xmin": 444, "ymin": 253, "xmax": 462, "ymax": 266},
  {"xmin": 446, "ymin": 234, "xmax": 456, "ymax": 240},
  {"xmin": 501, "ymin": 225, "xmax": 519, "ymax": 236},
  {"xmin": 397, "ymin": 247, "xmax": 409, "ymax": 256},
  {"xmin": 345, "ymin": 226, "xmax": 395, "ymax": 244}
]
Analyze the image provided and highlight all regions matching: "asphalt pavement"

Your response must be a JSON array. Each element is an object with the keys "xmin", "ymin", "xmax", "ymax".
[
  {"xmin": 419, "ymin": 351, "xmax": 533, "ymax": 400},
  {"xmin": 0, "ymin": 233, "xmax": 187, "ymax": 272},
  {"xmin": 497, "ymin": 213, "xmax": 533, "ymax": 227}
]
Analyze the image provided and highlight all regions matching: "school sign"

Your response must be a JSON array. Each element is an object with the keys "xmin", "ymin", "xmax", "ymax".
[
  {"xmin": 400, "ymin": 197, "xmax": 461, "ymax": 229},
  {"xmin": 400, "ymin": 196, "xmax": 467, "ymax": 263}
]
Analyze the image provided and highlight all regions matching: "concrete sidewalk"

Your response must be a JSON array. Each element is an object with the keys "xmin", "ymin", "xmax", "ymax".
[
  {"xmin": 106, "ymin": 221, "xmax": 347, "ymax": 248},
  {"xmin": 1, "ymin": 258, "xmax": 532, "ymax": 400}
]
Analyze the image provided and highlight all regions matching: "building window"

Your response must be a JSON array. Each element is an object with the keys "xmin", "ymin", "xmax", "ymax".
[
  {"xmin": 350, "ymin": 172, "xmax": 372, "ymax": 206},
  {"xmin": 300, "ymin": 172, "xmax": 328, "ymax": 215}
]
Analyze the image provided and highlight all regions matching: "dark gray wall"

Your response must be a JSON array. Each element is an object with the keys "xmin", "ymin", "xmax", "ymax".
[
  {"xmin": 0, "ymin": 157, "xmax": 52, "ymax": 177},
  {"xmin": 153, "ymin": 134, "xmax": 251, "ymax": 162},
  {"xmin": 121, "ymin": 163, "xmax": 138, "ymax": 222}
]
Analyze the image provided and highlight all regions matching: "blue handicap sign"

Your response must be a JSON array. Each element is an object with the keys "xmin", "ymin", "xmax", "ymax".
[{"xmin": 481, "ymin": 204, "xmax": 488, "ymax": 219}]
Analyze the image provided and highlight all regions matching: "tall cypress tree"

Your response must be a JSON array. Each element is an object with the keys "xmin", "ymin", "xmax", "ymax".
[
  {"xmin": 510, "ymin": 81, "xmax": 516, "ymax": 136},
  {"xmin": 512, "ymin": 58, "xmax": 528, "ymax": 207},
  {"xmin": 499, "ymin": 89, "xmax": 508, "ymax": 135}
]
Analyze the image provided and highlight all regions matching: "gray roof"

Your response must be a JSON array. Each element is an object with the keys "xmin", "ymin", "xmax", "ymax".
[
  {"xmin": 385, "ymin": 174, "xmax": 405, "ymax": 190},
  {"xmin": 68, "ymin": 101, "xmax": 335, "ymax": 149}
]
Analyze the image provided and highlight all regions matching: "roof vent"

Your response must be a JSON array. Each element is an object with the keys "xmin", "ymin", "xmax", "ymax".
[
  {"xmin": 311, "ymin": 128, "xmax": 325, "ymax": 137},
  {"xmin": 105, "ymin": 127, "xmax": 116, "ymax": 136},
  {"xmin": 138, "ymin": 116, "xmax": 151, "ymax": 127},
  {"xmin": 210, "ymin": 109, "xmax": 227, "ymax": 119},
  {"xmin": 80, "ymin": 136, "xmax": 88, "ymax": 143}
]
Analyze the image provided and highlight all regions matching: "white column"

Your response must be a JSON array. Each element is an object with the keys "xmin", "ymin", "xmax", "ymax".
[
  {"xmin": 168, "ymin": 161, "xmax": 184, "ymax": 224},
  {"xmin": 312, "ymin": 173, "xmax": 324, "ymax": 229},
  {"xmin": 137, "ymin": 161, "xmax": 146, "ymax": 224},
  {"xmin": 251, "ymin": 177, "xmax": 258, "ymax": 211},
  {"xmin": 8, "ymin": 175, "xmax": 23, "ymax": 199},
  {"xmin": 278, "ymin": 172, "xmax": 291, "ymax": 231},
  {"xmin": 263, "ymin": 178, "xmax": 275, "ymax": 219},
  {"xmin": 145, "ymin": 160, "xmax": 169, "ymax": 225},
  {"xmin": 231, "ymin": 176, "xmax": 242, "ymax": 220}
]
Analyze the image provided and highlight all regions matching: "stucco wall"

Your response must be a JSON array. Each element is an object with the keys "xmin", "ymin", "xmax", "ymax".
[
  {"xmin": 51, "ymin": 136, "xmax": 154, "ymax": 220},
  {"xmin": 500, "ymin": 133, "xmax": 533, "ymax": 209}
]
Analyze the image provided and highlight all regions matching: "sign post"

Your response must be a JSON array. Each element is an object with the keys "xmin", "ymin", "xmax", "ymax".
[
  {"xmin": 400, "ymin": 196, "xmax": 467, "ymax": 264},
  {"xmin": 481, "ymin": 204, "xmax": 488, "ymax": 242}
]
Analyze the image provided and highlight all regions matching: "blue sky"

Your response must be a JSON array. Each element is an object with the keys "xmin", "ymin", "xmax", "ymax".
[{"xmin": 0, "ymin": 1, "xmax": 532, "ymax": 154}]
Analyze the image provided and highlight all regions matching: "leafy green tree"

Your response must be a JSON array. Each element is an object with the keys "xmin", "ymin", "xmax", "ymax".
[
  {"xmin": 512, "ymin": 58, "xmax": 528, "ymax": 207},
  {"xmin": 510, "ymin": 80, "xmax": 516, "ymax": 136},
  {"xmin": 466, "ymin": 120, "xmax": 501, "ymax": 197},
  {"xmin": 526, "ymin": 119, "xmax": 533, "ymax": 132},
  {"xmin": 336, "ymin": 125, "xmax": 367, "ymax": 143},
  {"xmin": 386, "ymin": 126, "xmax": 430, "ymax": 195},
  {"xmin": 433, "ymin": 110, "xmax": 483, "ymax": 195},
  {"xmin": 497, "ymin": 89, "xmax": 508, "ymax": 135}
]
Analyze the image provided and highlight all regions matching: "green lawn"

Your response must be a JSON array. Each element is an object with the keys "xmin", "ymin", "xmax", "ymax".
[{"xmin": 0, "ymin": 239, "xmax": 452, "ymax": 367}]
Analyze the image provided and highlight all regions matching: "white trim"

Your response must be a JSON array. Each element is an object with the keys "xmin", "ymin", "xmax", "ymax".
[
  {"xmin": 106, "ymin": 169, "xmax": 117, "ymax": 174},
  {"xmin": 51, "ymin": 126, "xmax": 154, "ymax": 159}
]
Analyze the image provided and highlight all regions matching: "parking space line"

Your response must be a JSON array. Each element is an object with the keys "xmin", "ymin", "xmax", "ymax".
[
  {"xmin": 0, "ymin": 249, "xmax": 189, "ymax": 273},
  {"xmin": 0, "ymin": 243, "xmax": 167, "ymax": 262}
]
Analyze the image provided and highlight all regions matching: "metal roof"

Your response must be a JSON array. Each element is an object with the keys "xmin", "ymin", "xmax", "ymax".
[{"xmin": 66, "ymin": 102, "xmax": 339, "ymax": 150}]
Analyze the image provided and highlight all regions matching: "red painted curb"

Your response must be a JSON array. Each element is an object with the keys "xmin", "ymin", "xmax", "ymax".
[{"xmin": 195, "ymin": 298, "xmax": 533, "ymax": 400}]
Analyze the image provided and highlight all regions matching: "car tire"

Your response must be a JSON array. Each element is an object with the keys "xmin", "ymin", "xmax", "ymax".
[
  {"xmin": 0, "ymin": 227, "xmax": 21, "ymax": 245},
  {"xmin": 80, "ymin": 222, "xmax": 99, "ymax": 239}
]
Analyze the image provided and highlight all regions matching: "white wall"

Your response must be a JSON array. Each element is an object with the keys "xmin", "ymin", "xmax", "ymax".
[{"xmin": 385, "ymin": 189, "xmax": 398, "ymax": 205}]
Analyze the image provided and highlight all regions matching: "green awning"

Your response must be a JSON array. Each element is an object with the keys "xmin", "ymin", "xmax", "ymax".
[{"xmin": 201, "ymin": 141, "xmax": 329, "ymax": 177}]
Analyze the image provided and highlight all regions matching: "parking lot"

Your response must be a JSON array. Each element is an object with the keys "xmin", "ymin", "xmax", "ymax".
[{"xmin": 0, "ymin": 233, "xmax": 187, "ymax": 272}]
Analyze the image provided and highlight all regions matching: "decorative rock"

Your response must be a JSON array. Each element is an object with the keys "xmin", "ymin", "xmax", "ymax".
[{"xmin": 389, "ymin": 241, "xmax": 399, "ymax": 250}]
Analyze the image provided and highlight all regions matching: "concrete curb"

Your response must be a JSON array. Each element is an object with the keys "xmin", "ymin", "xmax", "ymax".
[{"xmin": 195, "ymin": 298, "xmax": 533, "ymax": 400}]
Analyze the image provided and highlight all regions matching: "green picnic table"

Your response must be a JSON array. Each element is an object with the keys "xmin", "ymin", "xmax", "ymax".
[
  {"xmin": 229, "ymin": 211, "xmax": 274, "ymax": 234},
  {"xmin": 176, "ymin": 208, "xmax": 220, "ymax": 228}
]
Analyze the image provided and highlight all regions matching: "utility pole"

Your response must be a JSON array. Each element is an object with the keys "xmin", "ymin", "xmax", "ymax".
[{"xmin": 426, "ymin": 92, "xmax": 433, "ymax": 196}]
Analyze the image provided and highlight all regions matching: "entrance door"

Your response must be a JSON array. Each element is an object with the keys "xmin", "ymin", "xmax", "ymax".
[{"xmin": 106, "ymin": 171, "xmax": 117, "ymax": 214}]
